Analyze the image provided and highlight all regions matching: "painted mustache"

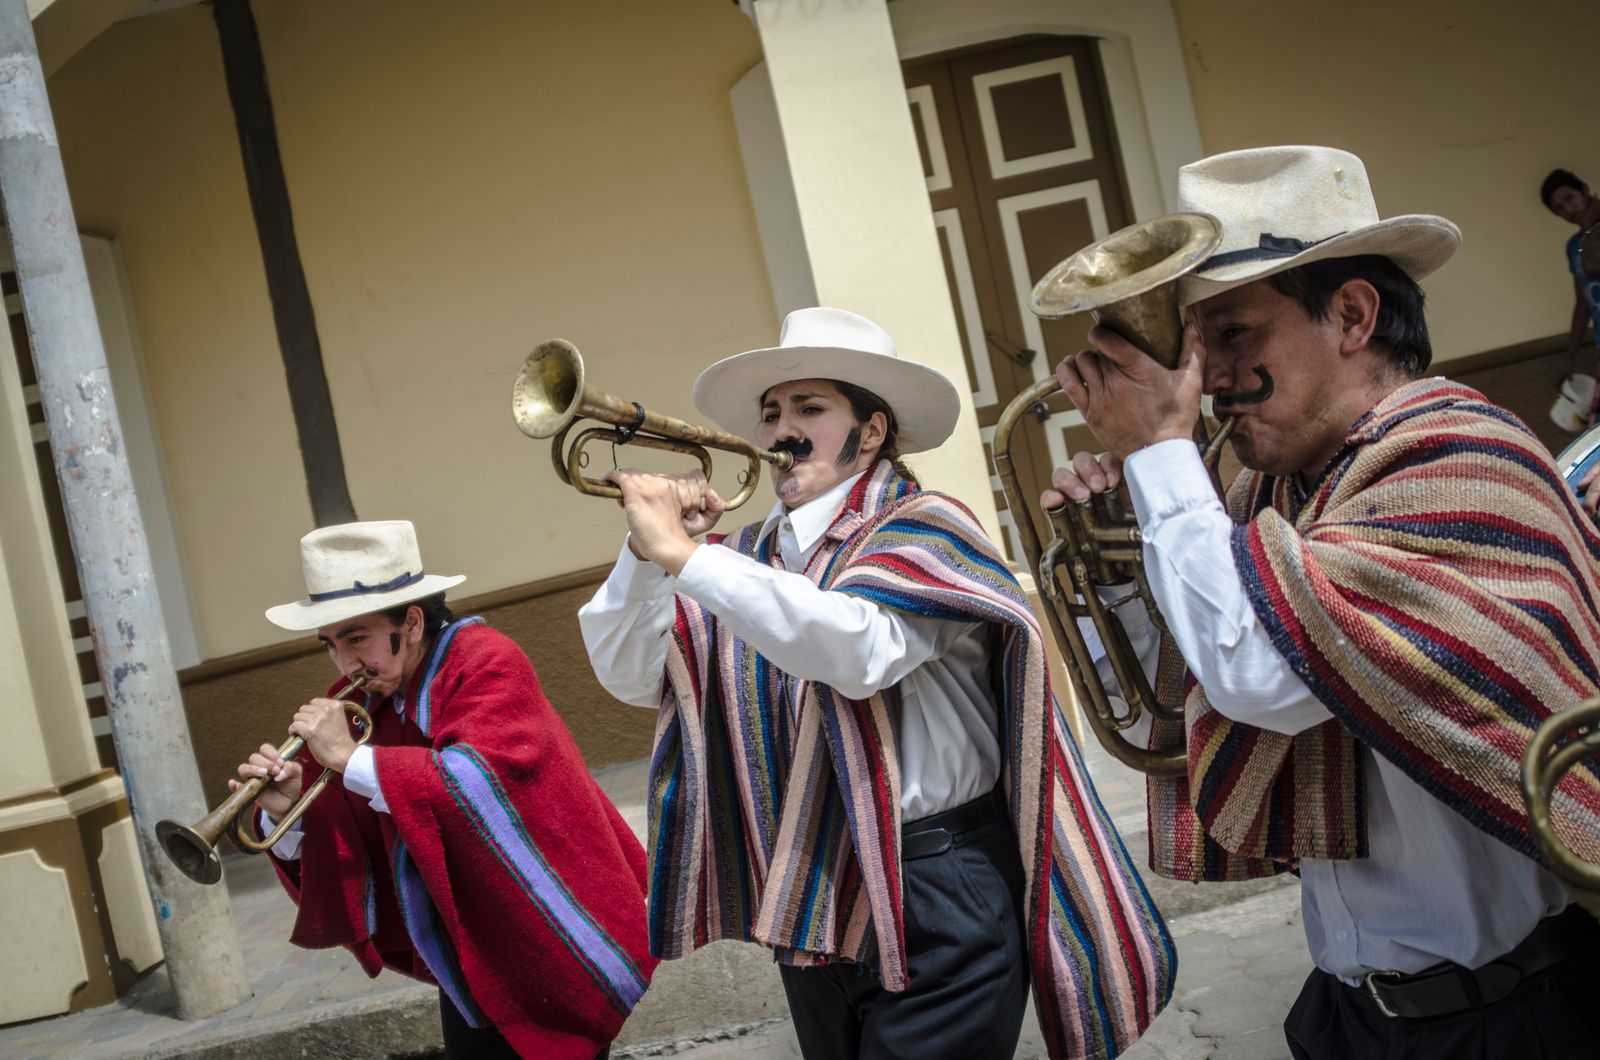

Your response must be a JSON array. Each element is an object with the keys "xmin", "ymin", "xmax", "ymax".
[
  {"xmin": 1213, "ymin": 366, "xmax": 1274, "ymax": 412},
  {"xmin": 769, "ymin": 437, "xmax": 814, "ymax": 461}
]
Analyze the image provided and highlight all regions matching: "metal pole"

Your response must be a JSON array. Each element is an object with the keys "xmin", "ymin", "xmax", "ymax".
[{"xmin": 0, "ymin": 0, "xmax": 250, "ymax": 1019}]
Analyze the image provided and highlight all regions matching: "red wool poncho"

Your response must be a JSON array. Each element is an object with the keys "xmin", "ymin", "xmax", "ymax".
[{"xmin": 267, "ymin": 618, "xmax": 657, "ymax": 1059}]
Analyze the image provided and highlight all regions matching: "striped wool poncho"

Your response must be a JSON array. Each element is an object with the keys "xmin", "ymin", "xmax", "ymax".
[
  {"xmin": 1149, "ymin": 378, "xmax": 1600, "ymax": 882},
  {"xmin": 648, "ymin": 460, "xmax": 1174, "ymax": 1060}
]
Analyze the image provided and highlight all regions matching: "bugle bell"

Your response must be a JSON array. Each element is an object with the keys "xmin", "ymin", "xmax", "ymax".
[
  {"xmin": 512, "ymin": 339, "xmax": 792, "ymax": 509},
  {"xmin": 155, "ymin": 677, "xmax": 370, "ymax": 885},
  {"xmin": 992, "ymin": 212, "xmax": 1230, "ymax": 776}
]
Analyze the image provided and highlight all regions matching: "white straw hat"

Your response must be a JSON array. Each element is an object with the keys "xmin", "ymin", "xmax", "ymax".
[
  {"xmin": 691, "ymin": 307, "xmax": 960, "ymax": 454},
  {"xmin": 265, "ymin": 520, "xmax": 465, "ymax": 631},
  {"xmin": 1177, "ymin": 145, "xmax": 1461, "ymax": 306}
]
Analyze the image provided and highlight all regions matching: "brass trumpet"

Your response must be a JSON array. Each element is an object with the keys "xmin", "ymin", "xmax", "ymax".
[
  {"xmin": 993, "ymin": 213, "xmax": 1229, "ymax": 776},
  {"xmin": 156, "ymin": 677, "xmax": 370, "ymax": 885},
  {"xmin": 512, "ymin": 339, "xmax": 792, "ymax": 509}
]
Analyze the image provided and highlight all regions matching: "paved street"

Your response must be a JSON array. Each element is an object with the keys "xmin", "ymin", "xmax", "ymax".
[{"xmin": 0, "ymin": 742, "xmax": 1312, "ymax": 1059}]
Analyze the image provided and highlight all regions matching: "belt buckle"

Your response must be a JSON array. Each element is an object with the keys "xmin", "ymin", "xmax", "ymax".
[{"xmin": 1363, "ymin": 971, "xmax": 1403, "ymax": 1019}]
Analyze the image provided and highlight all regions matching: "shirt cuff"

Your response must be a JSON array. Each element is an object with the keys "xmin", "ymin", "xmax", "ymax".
[
  {"xmin": 343, "ymin": 745, "xmax": 380, "ymax": 800},
  {"xmin": 1124, "ymin": 438, "xmax": 1221, "ymax": 526},
  {"xmin": 261, "ymin": 808, "xmax": 304, "ymax": 859},
  {"xmin": 675, "ymin": 539, "xmax": 747, "ymax": 605},
  {"xmin": 609, "ymin": 537, "xmax": 677, "ymax": 601}
]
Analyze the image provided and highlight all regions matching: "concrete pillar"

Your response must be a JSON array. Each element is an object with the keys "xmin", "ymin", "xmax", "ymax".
[
  {"xmin": 738, "ymin": 0, "xmax": 1001, "ymax": 541},
  {"xmin": 0, "ymin": 241, "xmax": 164, "ymax": 1022},
  {"xmin": 0, "ymin": 0, "xmax": 249, "ymax": 1020}
]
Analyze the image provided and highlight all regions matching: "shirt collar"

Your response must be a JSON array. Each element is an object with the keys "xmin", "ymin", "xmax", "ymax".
[{"xmin": 757, "ymin": 469, "xmax": 870, "ymax": 556}]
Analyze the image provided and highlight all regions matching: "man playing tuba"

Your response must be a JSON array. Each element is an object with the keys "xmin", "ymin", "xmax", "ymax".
[
  {"xmin": 1051, "ymin": 145, "xmax": 1600, "ymax": 1058},
  {"xmin": 579, "ymin": 307, "xmax": 1173, "ymax": 1060},
  {"xmin": 230, "ymin": 519, "xmax": 655, "ymax": 1059}
]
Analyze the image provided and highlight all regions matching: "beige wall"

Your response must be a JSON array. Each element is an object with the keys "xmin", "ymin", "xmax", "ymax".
[
  {"xmin": 48, "ymin": 0, "xmax": 775, "ymax": 658},
  {"xmin": 1172, "ymin": 0, "xmax": 1600, "ymax": 363}
]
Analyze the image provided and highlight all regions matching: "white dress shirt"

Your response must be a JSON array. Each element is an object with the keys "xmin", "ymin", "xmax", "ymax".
[
  {"xmin": 578, "ymin": 470, "xmax": 1001, "ymax": 822},
  {"xmin": 1102, "ymin": 438, "xmax": 1567, "ymax": 982}
]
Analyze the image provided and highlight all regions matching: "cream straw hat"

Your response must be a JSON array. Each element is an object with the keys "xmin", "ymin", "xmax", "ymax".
[
  {"xmin": 1177, "ymin": 145, "xmax": 1461, "ymax": 306},
  {"xmin": 691, "ymin": 307, "xmax": 960, "ymax": 454},
  {"xmin": 265, "ymin": 520, "xmax": 465, "ymax": 631}
]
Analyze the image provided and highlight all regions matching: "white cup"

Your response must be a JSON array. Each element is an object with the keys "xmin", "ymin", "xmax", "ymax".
[{"xmin": 1551, "ymin": 373, "xmax": 1596, "ymax": 432}]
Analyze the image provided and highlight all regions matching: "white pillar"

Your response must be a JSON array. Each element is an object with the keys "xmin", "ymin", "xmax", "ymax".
[{"xmin": 740, "ymin": 0, "xmax": 1001, "ymax": 539}]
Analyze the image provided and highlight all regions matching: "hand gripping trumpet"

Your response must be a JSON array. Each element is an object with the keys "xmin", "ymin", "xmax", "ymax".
[
  {"xmin": 155, "ymin": 676, "xmax": 369, "ymax": 885},
  {"xmin": 512, "ymin": 338, "xmax": 792, "ymax": 508},
  {"xmin": 991, "ymin": 213, "xmax": 1230, "ymax": 776}
]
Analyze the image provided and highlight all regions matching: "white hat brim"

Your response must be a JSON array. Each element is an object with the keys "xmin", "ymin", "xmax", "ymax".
[
  {"xmin": 1180, "ymin": 214, "xmax": 1461, "ymax": 306},
  {"xmin": 692, "ymin": 345, "xmax": 961, "ymax": 454},
  {"xmin": 264, "ymin": 573, "xmax": 466, "ymax": 632}
]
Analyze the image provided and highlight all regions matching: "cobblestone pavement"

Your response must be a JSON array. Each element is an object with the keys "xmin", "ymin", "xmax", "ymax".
[
  {"xmin": 1, "ymin": 743, "xmax": 1311, "ymax": 1059},
  {"xmin": 615, "ymin": 886, "xmax": 1309, "ymax": 1060}
]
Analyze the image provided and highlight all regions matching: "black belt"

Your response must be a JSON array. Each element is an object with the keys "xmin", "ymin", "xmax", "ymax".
[
  {"xmin": 901, "ymin": 787, "xmax": 1008, "ymax": 861},
  {"xmin": 1358, "ymin": 904, "xmax": 1599, "ymax": 1019}
]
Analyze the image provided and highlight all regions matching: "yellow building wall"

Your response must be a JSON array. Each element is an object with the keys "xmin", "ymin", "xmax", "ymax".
[
  {"xmin": 1171, "ymin": 0, "xmax": 1600, "ymax": 363},
  {"xmin": 46, "ymin": 0, "xmax": 775, "ymax": 658}
]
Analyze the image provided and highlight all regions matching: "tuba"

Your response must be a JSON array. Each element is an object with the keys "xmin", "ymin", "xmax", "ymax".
[
  {"xmin": 1522, "ymin": 697, "xmax": 1600, "ymax": 917},
  {"xmin": 155, "ymin": 677, "xmax": 369, "ymax": 885},
  {"xmin": 1521, "ymin": 429, "xmax": 1600, "ymax": 916},
  {"xmin": 512, "ymin": 339, "xmax": 792, "ymax": 509},
  {"xmin": 992, "ymin": 213, "xmax": 1229, "ymax": 776}
]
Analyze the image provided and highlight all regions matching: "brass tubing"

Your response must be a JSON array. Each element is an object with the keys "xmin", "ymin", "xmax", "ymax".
[
  {"xmin": 1523, "ymin": 698, "xmax": 1600, "ymax": 915},
  {"xmin": 155, "ymin": 677, "xmax": 369, "ymax": 886},
  {"xmin": 513, "ymin": 339, "xmax": 791, "ymax": 510}
]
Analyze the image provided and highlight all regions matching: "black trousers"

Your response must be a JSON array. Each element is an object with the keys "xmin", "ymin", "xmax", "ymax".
[
  {"xmin": 1284, "ymin": 927, "xmax": 1600, "ymax": 1059},
  {"xmin": 438, "ymin": 991, "xmax": 611, "ymax": 1060},
  {"xmin": 778, "ymin": 806, "xmax": 1030, "ymax": 1059}
]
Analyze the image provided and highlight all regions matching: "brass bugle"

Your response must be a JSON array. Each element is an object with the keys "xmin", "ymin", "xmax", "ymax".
[
  {"xmin": 156, "ymin": 676, "xmax": 370, "ymax": 885},
  {"xmin": 994, "ymin": 212, "xmax": 1230, "ymax": 776},
  {"xmin": 511, "ymin": 339, "xmax": 793, "ymax": 509},
  {"xmin": 1522, "ymin": 697, "xmax": 1600, "ymax": 917}
]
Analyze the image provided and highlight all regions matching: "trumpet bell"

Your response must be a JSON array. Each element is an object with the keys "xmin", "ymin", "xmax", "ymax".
[
  {"xmin": 1030, "ymin": 212, "xmax": 1221, "ymax": 368},
  {"xmin": 156, "ymin": 818, "xmax": 222, "ymax": 886},
  {"xmin": 512, "ymin": 339, "xmax": 585, "ymax": 440}
]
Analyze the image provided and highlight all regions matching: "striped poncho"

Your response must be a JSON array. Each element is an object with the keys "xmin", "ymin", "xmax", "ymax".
[
  {"xmin": 1150, "ymin": 379, "xmax": 1600, "ymax": 881},
  {"xmin": 648, "ymin": 460, "xmax": 1174, "ymax": 1060}
]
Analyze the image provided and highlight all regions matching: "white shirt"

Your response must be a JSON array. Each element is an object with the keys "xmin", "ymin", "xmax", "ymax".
[
  {"xmin": 578, "ymin": 471, "xmax": 1001, "ymax": 822},
  {"xmin": 1103, "ymin": 438, "xmax": 1567, "ymax": 982}
]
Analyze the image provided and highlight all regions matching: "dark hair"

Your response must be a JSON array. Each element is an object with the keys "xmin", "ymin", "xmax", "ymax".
[
  {"xmin": 381, "ymin": 592, "xmax": 456, "ymax": 640},
  {"xmin": 826, "ymin": 378, "xmax": 919, "ymax": 485},
  {"xmin": 1541, "ymin": 168, "xmax": 1587, "ymax": 210},
  {"xmin": 1266, "ymin": 255, "xmax": 1432, "ymax": 376}
]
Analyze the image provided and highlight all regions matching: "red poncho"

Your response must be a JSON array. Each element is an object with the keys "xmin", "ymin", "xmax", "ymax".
[{"xmin": 267, "ymin": 618, "xmax": 657, "ymax": 1058}]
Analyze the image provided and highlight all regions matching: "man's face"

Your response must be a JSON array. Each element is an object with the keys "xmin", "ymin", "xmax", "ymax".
[
  {"xmin": 1193, "ymin": 279, "xmax": 1351, "ymax": 479},
  {"xmin": 1549, "ymin": 184, "xmax": 1594, "ymax": 226},
  {"xmin": 318, "ymin": 612, "xmax": 410, "ymax": 697},
  {"xmin": 758, "ymin": 378, "xmax": 883, "ymax": 507}
]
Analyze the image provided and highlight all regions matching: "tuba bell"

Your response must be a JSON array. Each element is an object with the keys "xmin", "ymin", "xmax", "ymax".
[
  {"xmin": 512, "ymin": 339, "xmax": 792, "ymax": 509},
  {"xmin": 992, "ymin": 213, "xmax": 1229, "ymax": 776},
  {"xmin": 1522, "ymin": 697, "xmax": 1600, "ymax": 917},
  {"xmin": 156, "ymin": 677, "xmax": 369, "ymax": 885}
]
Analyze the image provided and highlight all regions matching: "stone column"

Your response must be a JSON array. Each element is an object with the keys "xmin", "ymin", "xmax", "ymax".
[{"xmin": 0, "ymin": 0, "xmax": 249, "ymax": 1020}]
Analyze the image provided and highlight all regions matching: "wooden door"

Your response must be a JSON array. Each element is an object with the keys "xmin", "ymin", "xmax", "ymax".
[{"xmin": 905, "ymin": 36, "xmax": 1135, "ymax": 562}]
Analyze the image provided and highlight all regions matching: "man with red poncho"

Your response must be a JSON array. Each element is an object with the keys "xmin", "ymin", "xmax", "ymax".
[{"xmin": 230, "ymin": 519, "xmax": 656, "ymax": 1059}]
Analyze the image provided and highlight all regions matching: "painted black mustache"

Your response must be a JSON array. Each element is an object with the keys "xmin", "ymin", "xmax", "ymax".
[
  {"xmin": 769, "ymin": 437, "xmax": 814, "ymax": 460},
  {"xmin": 1213, "ymin": 366, "xmax": 1274, "ymax": 411}
]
